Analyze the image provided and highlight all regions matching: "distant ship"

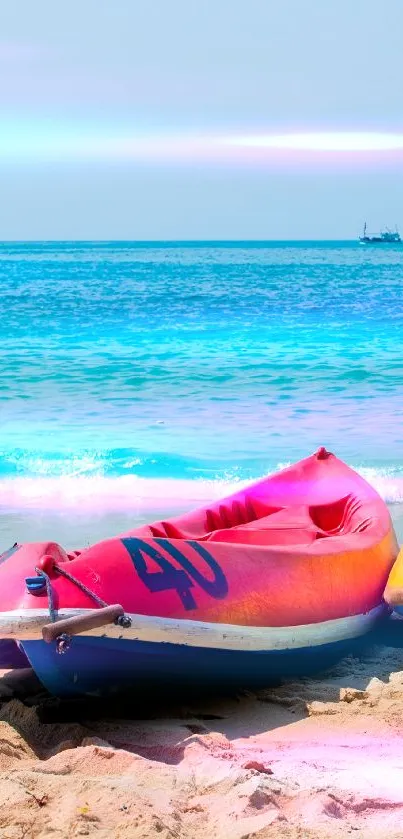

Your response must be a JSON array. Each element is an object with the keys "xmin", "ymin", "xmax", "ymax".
[{"xmin": 359, "ymin": 222, "xmax": 401, "ymax": 244}]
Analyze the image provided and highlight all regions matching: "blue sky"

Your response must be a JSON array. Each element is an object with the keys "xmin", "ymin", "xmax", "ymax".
[{"xmin": 1, "ymin": 0, "xmax": 402, "ymax": 239}]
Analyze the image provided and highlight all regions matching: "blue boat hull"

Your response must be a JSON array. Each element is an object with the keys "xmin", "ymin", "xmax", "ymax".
[
  {"xmin": 0, "ymin": 639, "xmax": 29, "ymax": 669},
  {"xmin": 21, "ymin": 634, "xmax": 373, "ymax": 698}
]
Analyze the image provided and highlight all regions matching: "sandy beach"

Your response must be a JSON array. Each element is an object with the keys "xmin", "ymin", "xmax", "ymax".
[
  {"xmin": 0, "ymin": 506, "xmax": 402, "ymax": 838},
  {"xmin": 2, "ymin": 626, "xmax": 403, "ymax": 838}
]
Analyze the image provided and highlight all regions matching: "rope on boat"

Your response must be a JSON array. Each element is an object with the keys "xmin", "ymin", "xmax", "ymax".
[
  {"xmin": 54, "ymin": 564, "xmax": 110, "ymax": 609},
  {"xmin": 31, "ymin": 563, "xmax": 132, "ymax": 655}
]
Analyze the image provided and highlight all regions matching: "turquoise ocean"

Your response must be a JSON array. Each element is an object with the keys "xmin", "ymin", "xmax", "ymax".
[{"xmin": 1, "ymin": 240, "xmax": 403, "ymax": 544}]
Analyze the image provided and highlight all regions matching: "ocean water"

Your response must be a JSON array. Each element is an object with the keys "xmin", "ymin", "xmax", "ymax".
[{"xmin": 1, "ymin": 239, "xmax": 403, "ymax": 544}]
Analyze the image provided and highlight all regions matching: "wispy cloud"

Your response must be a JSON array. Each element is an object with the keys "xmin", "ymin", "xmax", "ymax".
[
  {"xmin": 0, "ymin": 41, "xmax": 50, "ymax": 63},
  {"xmin": 227, "ymin": 132, "xmax": 403, "ymax": 152},
  {"xmin": 0, "ymin": 126, "xmax": 403, "ymax": 168}
]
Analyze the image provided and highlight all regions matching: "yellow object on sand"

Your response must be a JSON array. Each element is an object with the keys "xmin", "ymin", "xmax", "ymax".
[{"xmin": 384, "ymin": 547, "xmax": 403, "ymax": 612}]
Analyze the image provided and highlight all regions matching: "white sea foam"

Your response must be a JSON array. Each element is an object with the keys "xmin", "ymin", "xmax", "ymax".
[{"xmin": 0, "ymin": 466, "xmax": 402, "ymax": 514}]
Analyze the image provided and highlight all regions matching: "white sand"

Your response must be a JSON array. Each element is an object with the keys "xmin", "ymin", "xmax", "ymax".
[{"xmin": 2, "ymin": 638, "xmax": 403, "ymax": 838}]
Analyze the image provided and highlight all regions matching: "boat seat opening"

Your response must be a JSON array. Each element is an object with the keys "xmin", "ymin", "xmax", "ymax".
[
  {"xmin": 309, "ymin": 494, "xmax": 363, "ymax": 534},
  {"xmin": 130, "ymin": 493, "xmax": 370, "ymax": 547},
  {"xmin": 205, "ymin": 500, "xmax": 284, "ymax": 533},
  {"xmin": 141, "ymin": 502, "xmax": 286, "ymax": 541}
]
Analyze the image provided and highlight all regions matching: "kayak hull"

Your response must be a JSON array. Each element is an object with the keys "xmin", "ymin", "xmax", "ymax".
[
  {"xmin": 0, "ymin": 639, "xmax": 29, "ymax": 669},
  {"xmin": 21, "ymin": 606, "xmax": 385, "ymax": 698}
]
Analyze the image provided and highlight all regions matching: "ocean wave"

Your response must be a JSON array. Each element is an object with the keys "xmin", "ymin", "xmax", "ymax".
[
  {"xmin": 0, "ymin": 475, "xmax": 248, "ymax": 513},
  {"xmin": 0, "ymin": 449, "xmax": 225, "ymax": 480},
  {"xmin": 0, "ymin": 466, "xmax": 403, "ymax": 514},
  {"xmin": 354, "ymin": 468, "xmax": 403, "ymax": 505}
]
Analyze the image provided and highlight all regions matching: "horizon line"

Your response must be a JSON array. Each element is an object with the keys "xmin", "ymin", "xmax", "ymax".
[{"xmin": 0, "ymin": 237, "xmax": 374, "ymax": 243}]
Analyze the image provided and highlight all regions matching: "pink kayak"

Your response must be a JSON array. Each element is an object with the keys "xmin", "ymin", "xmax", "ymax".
[{"xmin": 0, "ymin": 447, "xmax": 397, "ymax": 696}]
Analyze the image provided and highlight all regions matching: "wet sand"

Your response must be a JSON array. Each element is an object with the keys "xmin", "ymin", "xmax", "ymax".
[{"xmin": 0, "ymin": 505, "xmax": 403, "ymax": 837}]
